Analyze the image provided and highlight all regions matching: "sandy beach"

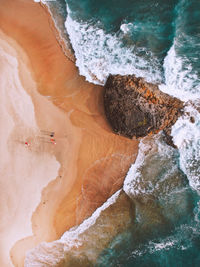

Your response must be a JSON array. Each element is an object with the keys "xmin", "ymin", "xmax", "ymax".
[{"xmin": 0, "ymin": 0, "xmax": 138, "ymax": 266}]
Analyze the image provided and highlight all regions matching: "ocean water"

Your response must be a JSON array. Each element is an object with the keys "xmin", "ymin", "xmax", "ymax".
[
  {"xmin": 31, "ymin": 0, "xmax": 200, "ymax": 266},
  {"xmin": 97, "ymin": 134, "xmax": 199, "ymax": 267}
]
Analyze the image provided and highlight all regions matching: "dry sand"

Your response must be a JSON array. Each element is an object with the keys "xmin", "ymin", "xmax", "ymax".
[
  {"xmin": 0, "ymin": 0, "xmax": 139, "ymax": 266},
  {"xmin": 0, "ymin": 31, "xmax": 62, "ymax": 266}
]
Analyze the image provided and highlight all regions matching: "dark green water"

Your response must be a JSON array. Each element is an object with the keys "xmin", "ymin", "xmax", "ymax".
[
  {"xmin": 67, "ymin": 0, "xmax": 176, "ymax": 56},
  {"xmin": 65, "ymin": 0, "xmax": 200, "ymax": 93}
]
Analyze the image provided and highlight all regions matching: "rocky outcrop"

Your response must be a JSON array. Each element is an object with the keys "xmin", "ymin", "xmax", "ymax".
[{"xmin": 104, "ymin": 75, "xmax": 183, "ymax": 143}]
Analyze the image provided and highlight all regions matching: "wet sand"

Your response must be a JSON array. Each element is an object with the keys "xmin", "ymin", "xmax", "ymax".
[{"xmin": 0, "ymin": 0, "xmax": 138, "ymax": 266}]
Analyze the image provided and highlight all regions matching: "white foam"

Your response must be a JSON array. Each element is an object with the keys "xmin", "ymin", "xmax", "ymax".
[
  {"xmin": 130, "ymin": 237, "xmax": 177, "ymax": 258},
  {"xmin": 159, "ymin": 43, "xmax": 200, "ymax": 193},
  {"xmin": 123, "ymin": 135, "xmax": 176, "ymax": 198},
  {"xmin": 25, "ymin": 190, "xmax": 121, "ymax": 266},
  {"xmin": 120, "ymin": 23, "xmax": 133, "ymax": 34},
  {"xmin": 172, "ymin": 104, "xmax": 200, "ymax": 192},
  {"xmin": 159, "ymin": 44, "xmax": 200, "ymax": 101},
  {"xmin": 61, "ymin": 189, "xmax": 121, "ymax": 247},
  {"xmin": 65, "ymin": 6, "xmax": 162, "ymax": 85},
  {"xmin": 123, "ymin": 139, "xmax": 152, "ymax": 197},
  {"xmin": 150, "ymin": 240, "xmax": 176, "ymax": 251}
]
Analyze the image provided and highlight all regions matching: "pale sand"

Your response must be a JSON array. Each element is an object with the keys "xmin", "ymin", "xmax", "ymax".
[
  {"xmin": 0, "ymin": 32, "xmax": 61, "ymax": 266},
  {"xmin": 0, "ymin": 0, "xmax": 139, "ymax": 266}
]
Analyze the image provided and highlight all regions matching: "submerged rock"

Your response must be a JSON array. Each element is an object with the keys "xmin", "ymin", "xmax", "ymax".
[{"xmin": 104, "ymin": 75, "xmax": 183, "ymax": 143}]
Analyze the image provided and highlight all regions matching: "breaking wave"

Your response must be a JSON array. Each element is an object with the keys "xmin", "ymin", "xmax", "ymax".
[
  {"xmin": 172, "ymin": 103, "xmax": 200, "ymax": 192},
  {"xmin": 160, "ymin": 44, "xmax": 200, "ymax": 101},
  {"xmin": 65, "ymin": 6, "xmax": 163, "ymax": 85},
  {"xmin": 25, "ymin": 190, "xmax": 135, "ymax": 266}
]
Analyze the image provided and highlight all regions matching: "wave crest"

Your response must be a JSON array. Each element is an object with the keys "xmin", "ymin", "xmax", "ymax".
[{"xmin": 65, "ymin": 6, "xmax": 162, "ymax": 85}]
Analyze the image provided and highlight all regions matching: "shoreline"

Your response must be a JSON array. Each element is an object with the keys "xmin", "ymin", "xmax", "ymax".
[
  {"xmin": 0, "ymin": 28, "xmax": 82, "ymax": 267},
  {"xmin": 0, "ymin": 0, "xmax": 139, "ymax": 266},
  {"xmin": 40, "ymin": 1, "xmax": 75, "ymax": 63}
]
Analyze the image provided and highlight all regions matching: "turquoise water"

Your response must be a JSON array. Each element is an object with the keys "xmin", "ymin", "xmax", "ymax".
[
  {"xmin": 96, "ymin": 136, "xmax": 200, "ymax": 267},
  {"xmin": 47, "ymin": 0, "xmax": 200, "ymax": 266},
  {"xmin": 67, "ymin": 0, "xmax": 176, "ymax": 56},
  {"xmin": 65, "ymin": 0, "xmax": 200, "ymax": 90}
]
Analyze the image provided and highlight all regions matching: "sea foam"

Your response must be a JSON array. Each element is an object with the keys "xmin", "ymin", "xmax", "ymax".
[
  {"xmin": 65, "ymin": 6, "xmax": 162, "ymax": 85},
  {"xmin": 172, "ymin": 104, "xmax": 200, "ymax": 193},
  {"xmin": 42, "ymin": 0, "xmax": 75, "ymax": 62},
  {"xmin": 159, "ymin": 41, "xmax": 200, "ymax": 193},
  {"xmin": 123, "ymin": 134, "xmax": 179, "ymax": 198},
  {"xmin": 25, "ymin": 190, "xmax": 125, "ymax": 266},
  {"xmin": 159, "ymin": 44, "xmax": 200, "ymax": 101},
  {"xmin": 61, "ymin": 189, "xmax": 121, "ymax": 246}
]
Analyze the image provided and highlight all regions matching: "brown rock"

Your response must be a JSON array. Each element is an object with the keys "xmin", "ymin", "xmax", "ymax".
[{"xmin": 104, "ymin": 74, "xmax": 184, "ymax": 141}]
